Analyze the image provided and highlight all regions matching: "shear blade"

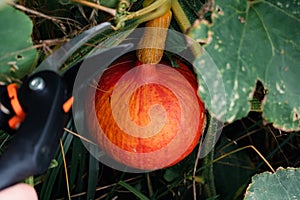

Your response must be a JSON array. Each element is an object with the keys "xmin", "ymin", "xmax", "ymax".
[{"xmin": 34, "ymin": 22, "xmax": 112, "ymax": 73}]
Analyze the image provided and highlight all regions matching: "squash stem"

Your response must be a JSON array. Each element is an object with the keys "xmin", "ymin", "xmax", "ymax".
[{"xmin": 137, "ymin": 1, "xmax": 172, "ymax": 64}]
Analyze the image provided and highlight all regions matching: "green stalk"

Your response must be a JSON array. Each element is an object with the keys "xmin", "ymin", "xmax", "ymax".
[
  {"xmin": 171, "ymin": 0, "xmax": 203, "ymax": 57},
  {"xmin": 171, "ymin": 0, "xmax": 191, "ymax": 33},
  {"xmin": 201, "ymin": 114, "xmax": 218, "ymax": 198}
]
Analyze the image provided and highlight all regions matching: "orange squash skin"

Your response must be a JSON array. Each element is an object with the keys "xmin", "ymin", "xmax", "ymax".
[{"xmin": 87, "ymin": 52, "xmax": 206, "ymax": 170}]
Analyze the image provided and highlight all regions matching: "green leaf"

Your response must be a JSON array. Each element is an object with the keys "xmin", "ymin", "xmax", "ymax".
[
  {"xmin": 244, "ymin": 167, "xmax": 300, "ymax": 200},
  {"xmin": 87, "ymin": 146, "xmax": 99, "ymax": 200},
  {"xmin": 190, "ymin": 0, "xmax": 300, "ymax": 131},
  {"xmin": 118, "ymin": 181, "xmax": 150, "ymax": 200},
  {"xmin": 69, "ymin": 137, "xmax": 84, "ymax": 193},
  {"xmin": 163, "ymin": 168, "xmax": 180, "ymax": 182},
  {"xmin": 100, "ymin": 0, "xmax": 118, "ymax": 8},
  {"xmin": 48, "ymin": 159, "xmax": 59, "ymax": 169},
  {"xmin": 0, "ymin": 5, "xmax": 37, "ymax": 82}
]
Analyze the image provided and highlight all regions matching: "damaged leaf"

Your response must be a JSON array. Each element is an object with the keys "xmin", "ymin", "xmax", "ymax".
[{"xmin": 190, "ymin": 0, "xmax": 300, "ymax": 131}]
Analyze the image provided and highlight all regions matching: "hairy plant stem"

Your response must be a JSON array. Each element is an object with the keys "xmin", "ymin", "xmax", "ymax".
[
  {"xmin": 201, "ymin": 114, "xmax": 218, "ymax": 198},
  {"xmin": 202, "ymin": 149, "xmax": 217, "ymax": 198}
]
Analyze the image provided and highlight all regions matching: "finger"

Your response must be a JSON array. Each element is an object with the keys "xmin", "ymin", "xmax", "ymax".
[{"xmin": 0, "ymin": 183, "xmax": 38, "ymax": 200}]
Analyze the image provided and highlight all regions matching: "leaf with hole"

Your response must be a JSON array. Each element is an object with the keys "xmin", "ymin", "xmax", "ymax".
[{"xmin": 190, "ymin": 0, "xmax": 300, "ymax": 131}]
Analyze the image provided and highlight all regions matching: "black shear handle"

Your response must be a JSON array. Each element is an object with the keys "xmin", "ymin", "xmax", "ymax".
[{"xmin": 0, "ymin": 71, "xmax": 68, "ymax": 190}]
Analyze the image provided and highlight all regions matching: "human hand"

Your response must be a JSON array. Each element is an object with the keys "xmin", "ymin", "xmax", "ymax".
[{"xmin": 0, "ymin": 183, "xmax": 38, "ymax": 200}]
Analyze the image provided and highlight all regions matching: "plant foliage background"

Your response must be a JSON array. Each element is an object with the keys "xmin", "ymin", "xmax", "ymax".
[{"xmin": 0, "ymin": 0, "xmax": 299, "ymax": 199}]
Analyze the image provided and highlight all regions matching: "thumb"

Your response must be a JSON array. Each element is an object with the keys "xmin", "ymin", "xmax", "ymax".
[{"xmin": 0, "ymin": 183, "xmax": 38, "ymax": 200}]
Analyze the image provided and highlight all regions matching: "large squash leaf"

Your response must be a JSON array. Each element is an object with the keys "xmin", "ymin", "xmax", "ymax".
[
  {"xmin": 190, "ymin": 0, "xmax": 300, "ymax": 131},
  {"xmin": 0, "ymin": 5, "xmax": 37, "ymax": 82},
  {"xmin": 244, "ymin": 167, "xmax": 300, "ymax": 200}
]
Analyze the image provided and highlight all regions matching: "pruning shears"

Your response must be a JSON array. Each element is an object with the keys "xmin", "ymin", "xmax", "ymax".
[{"xmin": 0, "ymin": 22, "xmax": 133, "ymax": 190}]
